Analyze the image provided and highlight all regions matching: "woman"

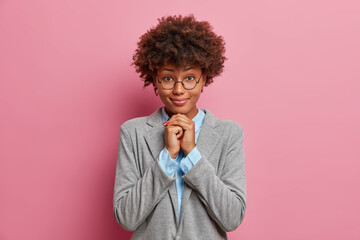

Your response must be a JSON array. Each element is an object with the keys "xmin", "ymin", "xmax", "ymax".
[{"xmin": 113, "ymin": 14, "xmax": 246, "ymax": 240}]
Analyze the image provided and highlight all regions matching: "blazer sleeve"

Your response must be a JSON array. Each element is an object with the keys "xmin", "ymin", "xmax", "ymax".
[
  {"xmin": 113, "ymin": 125, "xmax": 176, "ymax": 231},
  {"xmin": 181, "ymin": 123, "xmax": 246, "ymax": 232}
]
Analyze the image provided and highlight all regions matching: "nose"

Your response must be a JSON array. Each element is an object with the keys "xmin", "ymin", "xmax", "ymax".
[{"xmin": 172, "ymin": 81, "xmax": 186, "ymax": 95}]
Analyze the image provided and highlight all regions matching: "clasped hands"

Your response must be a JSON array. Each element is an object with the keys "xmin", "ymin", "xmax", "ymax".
[{"xmin": 163, "ymin": 113, "xmax": 196, "ymax": 159}]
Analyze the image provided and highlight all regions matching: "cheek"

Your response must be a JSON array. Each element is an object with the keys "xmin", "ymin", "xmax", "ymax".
[
  {"xmin": 158, "ymin": 91, "xmax": 169, "ymax": 102},
  {"xmin": 191, "ymin": 88, "xmax": 202, "ymax": 98}
]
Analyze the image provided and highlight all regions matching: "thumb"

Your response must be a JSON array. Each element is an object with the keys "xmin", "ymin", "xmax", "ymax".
[{"xmin": 176, "ymin": 127, "xmax": 184, "ymax": 139}]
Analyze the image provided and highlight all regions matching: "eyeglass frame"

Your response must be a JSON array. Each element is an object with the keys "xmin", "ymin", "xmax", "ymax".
[{"xmin": 156, "ymin": 72, "xmax": 203, "ymax": 90}]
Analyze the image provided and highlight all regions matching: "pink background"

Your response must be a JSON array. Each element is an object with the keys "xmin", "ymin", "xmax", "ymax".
[{"xmin": 1, "ymin": 0, "xmax": 359, "ymax": 239}]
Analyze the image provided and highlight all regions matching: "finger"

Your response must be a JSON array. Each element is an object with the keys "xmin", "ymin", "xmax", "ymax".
[
  {"xmin": 176, "ymin": 129, "xmax": 184, "ymax": 139},
  {"xmin": 175, "ymin": 126, "xmax": 184, "ymax": 139},
  {"xmin": 168, "ymin": 113, "xmax": 192, "ymax": 122},
  {"xmin": 175, "ymin": 113, "xmax": 192, "ymax": 121},
  {"xmin": 167, "ymin": 125, "xmax": 183, "ymax": 138},
  {"xmin": 166, "ymin": 119, "xmax": 194, "ymax": 131},
  {"xmin": 166, "ymin": 114, "xmax": 192, "ymax": 125}
]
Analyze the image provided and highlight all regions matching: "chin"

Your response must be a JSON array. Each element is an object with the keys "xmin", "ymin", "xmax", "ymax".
[{"xmin": 166, "ymin": 105, "xmax": 189, "ymax": 115}]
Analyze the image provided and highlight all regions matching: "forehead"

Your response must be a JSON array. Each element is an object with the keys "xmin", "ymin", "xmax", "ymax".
[{"xmin": 158, "ymin": 63, "xmax": 201, "ymax": 72}]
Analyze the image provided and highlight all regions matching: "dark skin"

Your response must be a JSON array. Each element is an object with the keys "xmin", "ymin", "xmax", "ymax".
[{"xmin": 153, "ymin": 63, "xmax": 206, "ymax": 159}]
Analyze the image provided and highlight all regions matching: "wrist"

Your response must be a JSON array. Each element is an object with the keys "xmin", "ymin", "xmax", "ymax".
[
  {"xmin": 183, "ymin": 145, "xmax": 196, "ymax": 156},
  {"xmin": 166, "ymin": 147, "xmax": 179, "ymax": 159}
]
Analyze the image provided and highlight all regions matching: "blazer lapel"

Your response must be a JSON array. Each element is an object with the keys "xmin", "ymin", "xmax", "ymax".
[
  {"xmin": 143, "ymin": 127, "xmax": 165, "ymax": 162},
  {"xmin": 180, "ymin": 109, "xmax": 221, "ymax": 224},
  {"xmin": 143, "ymin": 107, "xmax": 165, "ymax": 162},
  {"xmin": 169, "ymin": 182, "xmax": 179, "ymax": 225},
  {"xmin": 143, "ymin": 107, "xmax": 180, "ymax": 224},
  {"xmin": 195, "ymin": 109, "xmax": 221, "ymax": 161}
]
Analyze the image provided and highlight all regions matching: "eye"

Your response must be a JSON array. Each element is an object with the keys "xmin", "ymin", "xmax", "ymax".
[
  {"xmin": 185, "ymin": 76, "xmax": 195, "ymax": 81},
  {"xmin": 162, "ymin": 76, "xmax": 173, "ymax": 82}
]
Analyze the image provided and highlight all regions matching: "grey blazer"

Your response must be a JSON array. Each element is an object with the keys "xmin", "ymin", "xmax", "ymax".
[{"xmin": 113, "ymin": 107, "xmax": 246, "ymax": 240}]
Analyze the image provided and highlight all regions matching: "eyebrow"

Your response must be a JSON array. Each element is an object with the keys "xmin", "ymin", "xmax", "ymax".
[{"xmin": 161, "ymin": 67, "xmax": 194, "ymax": 72}]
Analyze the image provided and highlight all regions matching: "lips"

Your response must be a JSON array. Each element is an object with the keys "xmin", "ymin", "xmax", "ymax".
[{"xmin": 170, "ymin": 98, "xmax": 189, "ymax": 106}]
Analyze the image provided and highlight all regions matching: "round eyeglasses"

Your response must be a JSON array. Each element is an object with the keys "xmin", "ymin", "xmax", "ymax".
[{"xmin": 157, "ymin": 72, "xmax": 203, "ymax": 90}]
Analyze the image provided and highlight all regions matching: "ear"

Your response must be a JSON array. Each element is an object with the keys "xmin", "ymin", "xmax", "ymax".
[
  {"xmin": 152, "ymin": 74, "xmax": 157, "ymax": 86},
  {"xmin": 200, "ymin": 74, "xmax": 206, "ymax": 93},
  {"xmin": 152, "ymin": 74, "xmax": 159, "ymax": 96},
  {"xmin": 201, "ymin": 74, "xmax": 207, "ymax": 87},
  {"xmin": 154, "ymin": 87, "xmax": 158, "ymax": 96}
]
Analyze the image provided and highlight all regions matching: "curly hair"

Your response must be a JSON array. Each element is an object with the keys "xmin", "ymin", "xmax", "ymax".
[{"xmin": 132, "ymin": 14, "xmax": 227, "ymax": 93}]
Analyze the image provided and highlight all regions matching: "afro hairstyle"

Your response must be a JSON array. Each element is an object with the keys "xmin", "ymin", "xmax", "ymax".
[{"xmin": 132, "ymin": 14, "xmax": 227, "ymax": 93}]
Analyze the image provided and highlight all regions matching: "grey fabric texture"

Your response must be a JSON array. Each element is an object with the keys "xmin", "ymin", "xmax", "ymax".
[{"xmin": 113, "ymin": 107, "xmax": 246, "ymax": 240}]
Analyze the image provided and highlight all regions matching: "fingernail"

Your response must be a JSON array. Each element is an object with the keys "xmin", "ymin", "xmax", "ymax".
[{"xmin": 163, "ymin": 122, "xmax": 167, "ymax": 126}]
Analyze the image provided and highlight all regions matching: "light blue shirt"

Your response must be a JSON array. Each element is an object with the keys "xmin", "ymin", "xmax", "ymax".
[{"xmin": 158, "ymin": 106, "xmax": 205, "ymax": 221}]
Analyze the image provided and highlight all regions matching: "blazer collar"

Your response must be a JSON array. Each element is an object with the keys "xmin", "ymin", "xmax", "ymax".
[{"xmin": 144, "ymin": 107, "xmax": 220, "ymax": 163}]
